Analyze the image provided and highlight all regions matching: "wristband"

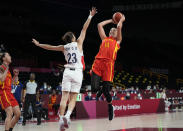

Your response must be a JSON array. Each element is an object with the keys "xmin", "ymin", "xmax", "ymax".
[{"xmin": 88, "ymin": 15, "xmax": 92, "ymax": 19}]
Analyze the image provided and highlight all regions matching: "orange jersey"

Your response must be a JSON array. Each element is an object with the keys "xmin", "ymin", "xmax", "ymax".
[
  {"xmin": 0, "ymin": 64, "xmax": 12, "ymax": 91},
  {"xmin": 95, "ymin": 37, "xmax": 120, "ymax": 61},
  {"xmin": 0, "ymin": 64, "xmax": 18, "ymax": 109}
]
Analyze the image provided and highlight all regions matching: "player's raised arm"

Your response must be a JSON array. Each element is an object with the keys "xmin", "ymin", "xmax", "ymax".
[
  {"xmin": 77, "ymin": 7, "xmax": 97, "ymax": 46},
  {"xmin": 116, "ymin": 15, "xmax": 125, "ymax": 44},
  {"xmin": 32, "ymin": 38, "xmax": 64, "ymax": 52},
  {"xmin": 98, "ymin": 19, "xmax": 113, "ymax": 40}
]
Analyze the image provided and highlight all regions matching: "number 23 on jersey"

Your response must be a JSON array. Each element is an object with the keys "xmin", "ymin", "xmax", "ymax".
[{"xmin": 67, "ymin": 53, "xmax": 77, "ymax": 64}]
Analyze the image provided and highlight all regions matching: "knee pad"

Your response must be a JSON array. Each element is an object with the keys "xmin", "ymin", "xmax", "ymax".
[{"xmin": 102, "ymin": 82, "xmax": 112, "ymax": 103}]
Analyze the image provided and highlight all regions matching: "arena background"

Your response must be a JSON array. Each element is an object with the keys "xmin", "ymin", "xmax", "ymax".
[{"xmin": 0, "ymin": 0, "xmax": 183, "ymax": 89}]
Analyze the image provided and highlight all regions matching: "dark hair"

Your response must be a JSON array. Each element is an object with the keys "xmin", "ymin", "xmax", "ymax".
[
  {"xmin": 30, "ymin": 73, "xmax": 35, "ymax": 77},
  {"xmin": 62, "ymin": 32, "xmax": 75, "ymax": 43},
  {"xmin": 0, "ymin": 52, "xmax": 6, "ymax": 64}
]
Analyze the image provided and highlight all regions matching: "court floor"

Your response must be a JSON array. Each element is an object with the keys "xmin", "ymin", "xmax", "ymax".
[{"xmin": 1, "ymin": 112, "xmax": 183, "ymax": 131}]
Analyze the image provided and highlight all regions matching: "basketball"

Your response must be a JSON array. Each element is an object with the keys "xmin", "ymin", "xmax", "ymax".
[{"xmin": 112, "ymin": 12, "xmax": 123, "ymax": 24}]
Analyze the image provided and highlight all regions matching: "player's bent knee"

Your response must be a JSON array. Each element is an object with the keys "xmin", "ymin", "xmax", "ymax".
[
  {"xmin": 16, "ymin": 110, "xmax": 21, "ymax": 118},
  {"xmin": 6, "ymin": 109, "xmax": 13, "ymax": 117},
  {"xmin": 6, "ymin": 113, "xmax": 13, "ymax": 119},
  {"xmin": 104, "ymin": 93, "xmax": 112, "ymax": 103}
]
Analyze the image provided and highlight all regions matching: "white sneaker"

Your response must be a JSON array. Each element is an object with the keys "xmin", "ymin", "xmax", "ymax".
[
  {"xmin": 59, "ymin": 117, "xmax": 65, "ymax": 131},
  {"xmin": 63, "ymin": 116, "xmax": 71, "ymax": 128}
]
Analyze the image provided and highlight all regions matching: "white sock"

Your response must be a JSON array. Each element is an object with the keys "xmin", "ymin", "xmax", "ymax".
[
  {"xmin": 65, "ymin": 110, "xmax": 72, "ymax": 119},
  {"xmin": 59, "ymin": 115, "xmax": 64, "ymax": 120},
  {"xmin": 59, "ymin": 115, "xmax": 64, "ymax": 124}
]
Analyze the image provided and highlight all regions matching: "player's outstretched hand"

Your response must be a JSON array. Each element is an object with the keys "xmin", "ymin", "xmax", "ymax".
[
  {"xmin": 90, "ymin": 7, "xmax": 97, "ymax": 17},
  {"xmin": 32, "ymin": 38, "xmax": 40, "ymax": 46}
]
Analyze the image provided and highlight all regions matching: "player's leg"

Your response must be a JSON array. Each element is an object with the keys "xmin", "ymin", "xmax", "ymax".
[
  {"xmin": 91, "ymin": 59, "xmax": 102, "ymax": 93},
  {"xmin": 4, "ymin": 106, "xmax": 13, "ymax": 131},
  {"xmin": 9, "ymin": 106, "xmax": 21, "ymax": 131},
  {"xmin": 67, "ymin": 92, "xmax": 78, "ymax": 116},
  {"xmin": 101, "ymin": 61, "xmax": 115, "ymax": 121},
  {"xmin": 62, "ymin": 69, "xmax": 82, "ymax": 128},
  {"xmin": 59, "ymin": 68, "xmax": 72, "ymax": 131},
  {"xmin": 59, "ymin": 91, "xmax": 70, "ymax": 131},
  {"xmin": 63, "ymin": 92, "xmax": 78, "ymax": 128},
  {"xmin": 9, "ymin": 94, "xmax": 21, "ymax": 130},
  {"xmin": 60, "ymin": 69, "xmax": 72, "ymax": 116},
  {"xmin": 91, "ymin": 71, "xmax": 104, "ymax": 100},
  {"xmin": 1, "ymin": 92, "xmax": 14, "ymax": 131},
  {"xmin": 59, "ymin": 91, "xmax": 70, "ymax": 116},
  {"xmin": 91, "ymin": 71, "xmax": 101, "ymax": 93},
  {"xmin": 102, "ymin": 81, "xmax": 114, "ymax": 120}
]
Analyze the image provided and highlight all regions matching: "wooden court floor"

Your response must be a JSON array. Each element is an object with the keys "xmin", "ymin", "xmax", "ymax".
[{"xmin": 1, "ymin": 112, "xmax": 183, "ymax": 131}]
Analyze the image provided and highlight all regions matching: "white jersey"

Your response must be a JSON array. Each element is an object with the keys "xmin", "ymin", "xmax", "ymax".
[{"xmin": 63, "ymin": 42, "xmax": 85, "ymax": 70}]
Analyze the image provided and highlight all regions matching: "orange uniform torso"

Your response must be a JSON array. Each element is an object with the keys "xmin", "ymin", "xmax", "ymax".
[
  {"xmin": 92, "ymin": 37, "xmax": 120, "ymax": 82},
  {"xmin": 0, "ymin": 64, "xmax": 18, "ymax": 109},
  {"xmin": 0, "ymin": 64, "xmax": 12, "ymax": 91},
  {"xmin": 95, "ymin": 37, "xmax": 120, "ymax": 61}
]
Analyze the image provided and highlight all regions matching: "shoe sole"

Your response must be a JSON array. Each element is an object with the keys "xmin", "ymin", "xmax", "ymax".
[
  {"xmin": 59, "ymin": 123, "xmax": 65, "ymax": 131},
  {"xmin": 63, "ymin": 117, "xmax": 69, "ymax": 128},
  {"xmin": 59, "ymin": 118, "xmax": 65, "ymax": 131},
  {"xmin": 60, "ymin": 126, "xmax": 65, "ymax": 131}
]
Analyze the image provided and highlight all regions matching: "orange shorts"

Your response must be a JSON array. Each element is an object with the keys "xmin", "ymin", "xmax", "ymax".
[
  {"xmin": 0, "ymin": 90, "xmax": 19, "ymax": 109},
  {"xmin": 92, "ymin": 59, "xmax": 115, "ymax": 82}
]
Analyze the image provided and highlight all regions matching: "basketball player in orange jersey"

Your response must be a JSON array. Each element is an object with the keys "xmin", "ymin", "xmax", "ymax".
[
  {"xmin": 91, "ymin": 14, "xmax": 125, "ymax": 121},
  {"xmin": 0, "ymin": 52, "xmax": 21, "ymax": 131}
]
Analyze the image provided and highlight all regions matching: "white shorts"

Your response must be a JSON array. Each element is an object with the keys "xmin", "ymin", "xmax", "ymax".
[{"xmin": 62, "ymin": 68, "xmax": 83, "ymax": 93}]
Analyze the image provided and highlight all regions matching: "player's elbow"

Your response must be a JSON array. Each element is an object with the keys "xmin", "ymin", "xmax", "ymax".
[
  {"xmin": 117, "ymin": 38, "xmax": 122, "ymax": 44},
  {"xmin": 98, "ymin": 23, "xmax": 104, "ymax": 32},
  {"xmin": 97, "ymin": 23, "xmax": 102, "ymax": 28},
  {"xmin": 97, "ymin": 23, "xmax": 101, "ymax": 27},
  {"xmin": 117, "ymin": 35, "xmax": 122, "ymax": 42}
]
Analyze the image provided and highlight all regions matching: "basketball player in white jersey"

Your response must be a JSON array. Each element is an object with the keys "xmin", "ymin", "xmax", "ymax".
[{"xmin": 32, "ymin": 7, "xmax": 97, "ymax": 130}]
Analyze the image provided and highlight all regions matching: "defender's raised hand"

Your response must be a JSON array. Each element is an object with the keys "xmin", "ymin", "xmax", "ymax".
[
  {"xmin": 90, "ymin": 7, "xmax": 97, "ymax": 17},
  {"xmin": 32, "ymin": 38, "xmax": 40, "ymax": 46}
]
